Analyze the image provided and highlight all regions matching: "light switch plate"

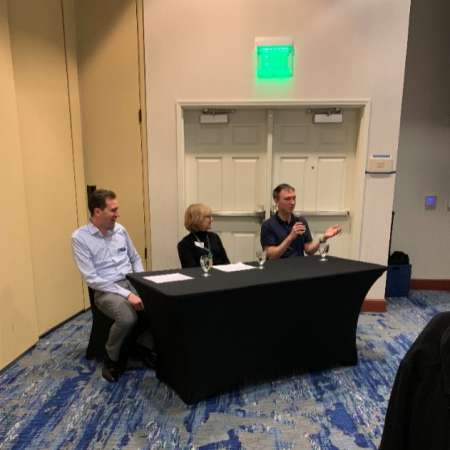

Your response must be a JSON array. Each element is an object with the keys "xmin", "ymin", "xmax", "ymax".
[{"xmin": 425, "ymin": 195, "xmax": 437, "ymax": 210}]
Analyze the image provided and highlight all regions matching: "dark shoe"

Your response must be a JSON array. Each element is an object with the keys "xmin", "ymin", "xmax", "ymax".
[
  {"xmin": 140, "ymin": 349, "xmax": 158, "ymax": 370},
  {"xmin": 102, "ymin": 356, "xmax": 121, "ymax": 382}
]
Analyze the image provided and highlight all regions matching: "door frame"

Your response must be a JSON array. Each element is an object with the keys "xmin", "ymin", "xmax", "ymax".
[
  {"xmin": 176, "ymin": 99, "xmax": 371, "ymax": 260},
  {"xmin": 136, "ymin": 0, "xmax": 151, "ymax": 269}
]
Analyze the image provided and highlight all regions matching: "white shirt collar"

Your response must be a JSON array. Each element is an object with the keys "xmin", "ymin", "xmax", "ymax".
[{"xmin": 87, "ymin": 221, "xmax": 118, "ymax": 236}]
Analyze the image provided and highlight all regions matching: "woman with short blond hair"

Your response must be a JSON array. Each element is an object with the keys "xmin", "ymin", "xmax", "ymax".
[{"xmin": 177, "ymin": 203, "xmax": 230, "ymax": 268}]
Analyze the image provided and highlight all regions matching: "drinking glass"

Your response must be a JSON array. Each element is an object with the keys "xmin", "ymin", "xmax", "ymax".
[
  {"xmin": 200, "ymin": 254, "xmax": 213, "ymax": 277},
  {"xmin": 256, "ymin": 249, "xmax": 266, "ymax": 269},
  {"xmin": 319, "ymin": 242, "xmax": 330, "ymax": 261}
]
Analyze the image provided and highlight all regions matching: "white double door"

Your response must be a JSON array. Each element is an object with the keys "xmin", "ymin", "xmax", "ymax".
[{"xmin": 183, "ymin": 108, "xmax": 358, "ymax": 263}]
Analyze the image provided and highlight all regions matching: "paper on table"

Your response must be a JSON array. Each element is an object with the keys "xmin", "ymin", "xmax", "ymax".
[
  {"xmin": 213, "ymin": 262, "xmax": 256, "ymax": 272},
  {"xmin": 144, "ymin": 273, "xmax": 193, "ymax": 284}
]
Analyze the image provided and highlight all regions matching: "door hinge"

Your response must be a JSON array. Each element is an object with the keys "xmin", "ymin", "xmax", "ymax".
[
  {"xmin": 144, "ymin": 247, "xmax": 147, "ymax": 259},
  {"xmin": 138, "ymin": 109, "xmax": 142, "ymax": 123}
]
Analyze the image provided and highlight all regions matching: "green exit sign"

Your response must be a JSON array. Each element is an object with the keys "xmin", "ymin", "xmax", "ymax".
[{"xmin": 256, "ymin": 37, "xmax": 294, "ymax": 79}]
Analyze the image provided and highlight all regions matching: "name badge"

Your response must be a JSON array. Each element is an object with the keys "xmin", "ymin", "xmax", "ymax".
[{"xmin": 194, "ymin": 241, "xmax": 205, "ymax": 249}]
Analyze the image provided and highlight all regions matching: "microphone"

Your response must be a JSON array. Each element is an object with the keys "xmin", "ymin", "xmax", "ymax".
[
  {"xmin": 293, "ymin": 214, "xmax": 304, "ymax": 224},
  {"xmin": 292, "ymin": 215, "xmax": 308, "ymax": 236}
]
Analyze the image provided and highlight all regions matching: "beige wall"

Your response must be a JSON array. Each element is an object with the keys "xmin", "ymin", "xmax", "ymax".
[
  {"xmin": 144, "ymin": 0, "xmax": 411, "ymax": 299},
  {"xmin": 0, "ymin": 0, "xmax": 418, "ymax": 370},
  {"xmin": 8, "ymin": 0, "xmax": 85, "ymax": 334},
  {"xmin": 0, "ymin": 0, "xmax": 88, "ymax": 370},
  {"xmin": 392, "ymin": 0, "xmax": 450, "ymax": 279},
  {"xmin": 0, "ymin": 0, "xmax": 39, "ymax": 368},
  {"xmin": 1, "ymin": 0, "xmax": 150, "ymax": 370}
]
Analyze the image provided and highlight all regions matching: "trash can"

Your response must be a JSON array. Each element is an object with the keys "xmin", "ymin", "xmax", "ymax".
[{"xmin": 385, "ymin": 264, "xmax": 411, "ymax": 297}]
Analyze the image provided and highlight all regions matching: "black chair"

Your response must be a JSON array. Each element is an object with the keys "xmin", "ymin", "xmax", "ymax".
[
  {"xmin": 85, "ymin": 287, "xmax": 114, "ymax": 360},
  {"xmin": 379, "ymin": 312, "xmax": 450, "ymax": 450},
  {"xmin": 85, "ymin": 287, "xmax": 151, "ymax": 362}
]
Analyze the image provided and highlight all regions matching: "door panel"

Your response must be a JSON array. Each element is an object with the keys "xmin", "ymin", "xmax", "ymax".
[
  {"xmin": 196, "ymin": 157, "xmax": 223, "ymax": 209},
  {"xmin": 76, "ymin": 0, "xmax": 148, "ymax": 265},
  {"xmin": 273, "ymin": 109, "xmax": 358, "ymax": 258},
  {"xmin": 234, "ymin": 233, "xmax": 258, "ymax": 263},
  {"xmin": 215, "ymin": 217, "xmax": 262, "ymax": 264},
  {"xmin": 273, "ymin": 156, "xmax": 310, "ymax": 210},
  {"xmin": 232, "ymin": 157, "xmax": 259, "ymax": 210},
  {"xmin": 318, "ymin": 126, "xmax": 348, "ymax": 145},
  {"xmin": 279, "ymin": 124, "xmax": 309, "ymax": 144},
  {"xmin": 308, "ymin": 217, "xmax": 352, "ymax": 259},
  {"xmin": 316, "ymin": 156, "xmax": 346, "ymax": 211},
  {"xmin": 184, "ymin": 110, "xmax": 267, "ymax": 263},
  {"xmin": 183, "ymin": 107, "xmax": 358, "ymax": 262},
  {"xmin": 232, "ymin": 125, "xmax": 262, "ymax": 145}
]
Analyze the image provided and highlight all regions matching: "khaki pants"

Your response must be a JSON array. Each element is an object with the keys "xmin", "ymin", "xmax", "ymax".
[{"xmin": 94, "ymin": 279, "xmax": 153, "ymax": 361}]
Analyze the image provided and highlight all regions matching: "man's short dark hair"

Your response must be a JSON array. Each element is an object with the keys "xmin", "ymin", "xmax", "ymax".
[
  {"xmin": 88, "ymin": 189, "xmax": 116, "ymax": 216},
  {"xmin": 272, "ymin": 183, "xmax": 295, "ymax": 200}
]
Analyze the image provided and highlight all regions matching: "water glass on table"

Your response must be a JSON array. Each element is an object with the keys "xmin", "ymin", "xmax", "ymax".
[
  {"xmin": 319, "ymin": 242, "xmax": 330, "ymax": 261},
  {"xmin": 200, "ymin": 254, "xmax": 213, "ymax": 277},
  {"xmin": 256, "ymin": 249, "xmax": 267, "ymax": 269}
]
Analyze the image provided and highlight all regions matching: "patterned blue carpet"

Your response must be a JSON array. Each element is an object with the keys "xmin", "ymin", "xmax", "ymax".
[{"xmin": 1, "ymin": 290, "xmax": 449, "ymax": 450}]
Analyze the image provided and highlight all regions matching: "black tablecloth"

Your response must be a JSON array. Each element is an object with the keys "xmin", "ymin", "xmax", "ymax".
[{"xmin": 128, "ymin": 256, "xmax": 385, "ymax": 403}]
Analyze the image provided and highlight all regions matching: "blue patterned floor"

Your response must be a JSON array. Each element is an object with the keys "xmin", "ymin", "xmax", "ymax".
[{"xmin": 1, "ymin": 290, "xmax": 449, "ymax": 450}]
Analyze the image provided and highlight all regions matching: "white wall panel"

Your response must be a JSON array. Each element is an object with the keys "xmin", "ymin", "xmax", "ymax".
[{"xmin": 391, "ymin": 0, "xmax": 450, "ymax": 279}]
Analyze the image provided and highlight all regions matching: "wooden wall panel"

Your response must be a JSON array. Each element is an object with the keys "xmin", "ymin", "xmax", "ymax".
[
  {"xmin": 8, "ymin": 0, "xmax": 84, "ymax": 334},
  {"xmin": 0, "ymin": 0, "xmax": 39, "ymax": 368}
]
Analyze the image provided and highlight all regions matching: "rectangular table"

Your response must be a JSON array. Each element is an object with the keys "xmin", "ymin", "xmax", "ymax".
[{"xmin": 128, "ymin": 256, "xmax": 385, "ymax": 404}]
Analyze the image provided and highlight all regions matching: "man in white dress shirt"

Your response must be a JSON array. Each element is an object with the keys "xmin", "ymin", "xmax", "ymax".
[{"xmin": 72, "ymin": 189, "xmax": 155, "ymax": 382}]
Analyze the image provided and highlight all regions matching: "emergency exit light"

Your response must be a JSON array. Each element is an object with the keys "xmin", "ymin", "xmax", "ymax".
[{"xmin": 256, "ymin": 37, "xmax": 294, "ymax": 79}]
